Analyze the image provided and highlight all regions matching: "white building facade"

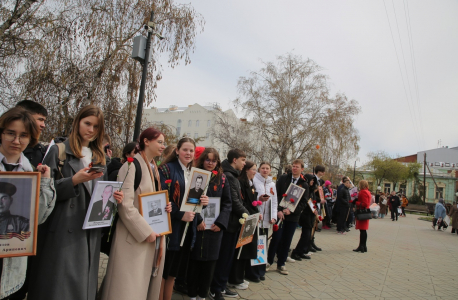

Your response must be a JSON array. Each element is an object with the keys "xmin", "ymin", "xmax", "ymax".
[{"xmin": 143, "ymin": 103, "xmax": 238, "ymax": 158}]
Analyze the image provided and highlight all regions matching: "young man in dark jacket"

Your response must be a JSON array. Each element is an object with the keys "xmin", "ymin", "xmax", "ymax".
[
  {"xmin": 210, "ymin": 149, "xmax": 249, "ymax": 300},
  {"xmin": 389, "ymin": 191, "xmax": 401, "ymax": 221},
  {"xmin": 267, "ymin": 159, "xmax": 309, "ymax": 275},
  {"xmin": 16, "ymin": 100, "xmax": 48, "ymax": 168},
  {"xmin": 337, "ymin": 178, "xmax": 352, "ymax": 234}
]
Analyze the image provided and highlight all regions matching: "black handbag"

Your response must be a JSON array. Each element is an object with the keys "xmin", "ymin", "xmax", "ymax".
[{"xmin": 355, "ymin": 203, "xmax": 372, "ymax": 220}]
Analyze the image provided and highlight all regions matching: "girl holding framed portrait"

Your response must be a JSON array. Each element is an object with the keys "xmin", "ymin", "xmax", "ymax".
[
  {"xmin": 186, "ymin": 148, "xmax": 232, "ymax": 300},
  {"xmin": 228, "ymin": 161, "xmax": 260, "ymax": 288},
  {"xmin": 159, "ymin": 138, "xmax": 209, "ymax": 300},
  {"xmin": 101, "ymin": 127, "xmax": 172, "ymax": 300},
  {"xmin": 29, "ymin": 105, "xmax": 123, "ymax": 300},
  {"xmin": 250, "ymin": 162, "xmax": 277, "ymax": 282},
  {"xmin": 0, "ymin": 107, "xmax": 56, "ymax": 299}
]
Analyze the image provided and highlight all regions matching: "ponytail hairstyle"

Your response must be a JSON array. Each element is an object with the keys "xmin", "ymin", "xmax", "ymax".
[
  {"xmin": 161, "ymin": 137, "xmax": 196, "ymax": 168},
  {"xmin": 68, "ymin": 105, "xmax": 105, "ymax": 165},
  {"xmin": 135, "ymin": 127, "xmax": 163, "ymax": 154},
  {"xmin": 195, "ymin": 147, "xmax": 223, "ymax": 185}
]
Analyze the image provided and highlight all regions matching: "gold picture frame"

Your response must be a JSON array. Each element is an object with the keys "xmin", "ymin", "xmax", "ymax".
[{"xmin": 138, "ymin": 190, "xmax": 172, "ymax": 236}]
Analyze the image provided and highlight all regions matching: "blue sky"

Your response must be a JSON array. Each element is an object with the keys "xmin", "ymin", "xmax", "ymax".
[{"xmin": 152, "ymin": 0, "xmax": 458, "ymax": 165}]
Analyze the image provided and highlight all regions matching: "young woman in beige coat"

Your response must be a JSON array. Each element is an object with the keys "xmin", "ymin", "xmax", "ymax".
[{"xmin": 101, "ymin": 128, "xmax": 171, "ymax": 300}]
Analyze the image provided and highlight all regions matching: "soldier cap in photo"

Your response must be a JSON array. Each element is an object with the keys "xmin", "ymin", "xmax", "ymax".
[{"xmin": 0, "ymin": 182, "xmax": 17, "ymax": 198}]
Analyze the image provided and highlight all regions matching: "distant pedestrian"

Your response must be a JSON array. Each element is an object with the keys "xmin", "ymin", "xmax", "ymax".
[
  {"xmin": 353, "ymin": 180, "xmax": 371, "ymax": 253},
  {"xmin": 336, "ymin": 178, "xmax": 352, "ymax": 234},
  {"xmin": 447, "ymin": 201, "xmax": 458, "ymax": 235},
  {"xmin": 401, "ymin": 195, "xmax": 408, "ymax": 217},
  {"xmin": 432, "ymin": 199, "xmax": 447, "ymax": 231},
  {"xmin": 378, "ymin": 193, "xmax": 387, "ymax": 218},
  {"xmin": 389, "ymin": 191, "xmax": 400, "ymax": 221}
]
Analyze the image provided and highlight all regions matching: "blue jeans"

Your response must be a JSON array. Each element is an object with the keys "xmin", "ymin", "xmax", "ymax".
[{"xmin": 267, "ymin": 220, "xmax": 297, "ymax": 267}]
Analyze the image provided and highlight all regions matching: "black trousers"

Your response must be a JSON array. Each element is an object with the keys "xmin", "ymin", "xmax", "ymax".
[
  {"xmin": 228, "ymin": 257, "xmax": 248, "ymax": 285},
  {"xmin": 210, "ymin": 230, "xmax": 238, "ymax": 293},
  {"xmin": 245, "ymin": 228, "xmax": 268, "ymax": 280},
  {"xmin": 337, "ymin": 207, "xmax": 348, "ymax": 232},
  {"xmin": 292, "ymin": 227, "xmax": 312, "ymax": 256},
  {"xmin": 187, "ymin": 259, "xmax": 216, "ymax": 298},
  {"xmin": 391, "ymin": 207, "xmax": 399, "ymax": 220},
  {"xmin": 359, "ymin": 230, "xmax": 367, "ymax": 247}
]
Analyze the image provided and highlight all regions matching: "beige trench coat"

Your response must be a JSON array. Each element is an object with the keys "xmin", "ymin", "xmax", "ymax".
[{"xmin": 101, "ymin": 153, "xmax": 165, "ymax": 300}]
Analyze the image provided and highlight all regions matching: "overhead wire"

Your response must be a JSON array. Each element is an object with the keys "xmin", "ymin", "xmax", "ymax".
[
  {"xmin": 403, "ymin": 0, "xmax": 425, "ymax": 149},
  {"xmin": 382, "ymin": 0, "xmax": 422, "ymax": 149}
]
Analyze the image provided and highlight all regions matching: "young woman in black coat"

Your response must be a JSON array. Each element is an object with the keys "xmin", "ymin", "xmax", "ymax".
[
  {"xmin": 228, "ymin": 161, "xmax": 260, "ymax": 288},
  {"xmin": 186, "ymin": 148, "xmax": 232, "ymax": 299}
]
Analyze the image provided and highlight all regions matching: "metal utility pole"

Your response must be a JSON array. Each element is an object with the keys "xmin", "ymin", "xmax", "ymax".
[
  {"xmin": 132, "ymin": 11, "xmax": 164, "ymax": 142},
  {"xmin": 423, "ymin": 153, "xmax": 426, "ymax": 205}
]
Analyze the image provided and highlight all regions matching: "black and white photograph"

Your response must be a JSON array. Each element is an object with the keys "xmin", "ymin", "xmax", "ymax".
[
  {"xmin": 83, "ymin": 181, "xmax": 122, "ymax": 229},
  {"xmin": 201, "ymin": 197, "xmax": 221, "ymax": 230},
  {"xmin": 279, "ymin": 183, "xmax": 306, "ymax": 212},
  {"xmin": 138, "ymin": 190, "xmax": 172, "ymax": 236},
  {"xmin": 181, "ymin": 168, "xmax": 212, "ymax": 213},
  {"xmin": 236, "ymin": 213, "xmax": 260, "ymax": 248},
  {"xmin": 0, "ymin": 172, "xmax": 40, "ymax": 258},
  {"xmin": 148, "ymin": 200, "xmax": 162, "ymax": 217}
]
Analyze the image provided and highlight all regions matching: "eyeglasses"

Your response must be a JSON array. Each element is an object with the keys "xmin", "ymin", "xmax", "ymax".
[
  {"xmin": 2, "ymin": 132, "xmax": 30, "ymax": 144},
  {"xmin": 205, "ymin": 159, "xmax": 218, "ymax": 164}
]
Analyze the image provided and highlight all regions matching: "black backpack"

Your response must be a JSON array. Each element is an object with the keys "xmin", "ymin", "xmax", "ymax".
[{"xmin": 100, "ymin": 158, "xmax": 142, "ymax": 256}]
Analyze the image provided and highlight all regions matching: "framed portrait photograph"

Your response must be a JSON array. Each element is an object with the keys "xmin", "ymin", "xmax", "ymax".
[
  {"xmin": 279, "ymin": 183, "xmax": 305, "ymax": 212},
  {"xmin": 138, "ymin": 190, "xmax": 172, "ymax": 236},
  {"xmin": 236, "ymin": 213, "xmax": 260, "ymax": 248},
  {"xmin": 307, "ymin": 199, "xmax": 316, "ymax": 212},
  {"xmin": 0, "ymin": 171, "xmax": 40, "ymax": 258},
  {"xmin": 201, "ymin": 197, "xmax": 221, "ymax": 230},
  {"xmin": 180, "ymin": 167, "xmax": 212, "ymax": 213},
  {"xmin": 83, "ymin": 181, "xmax": 122, "ymax": 229},
  {"xmin": 318, "ymin": 186, "xmax": 325, "ymax": 202}
]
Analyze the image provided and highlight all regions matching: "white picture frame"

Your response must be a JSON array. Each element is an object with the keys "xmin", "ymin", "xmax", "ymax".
[
  {"xmin": 201, "ymin": 197, "xmax": 221, "ymax": 230},
  {"xmin": 279, "ymin": 183, "xmax": 305, "ymax": 212},
  {"xmin": 83, "ymin": 181, "xmax": 122, "ymax": 229},
  {"xmin": 250, "ymin": 234, "xmax": 267, "ymax": 266},
  {"xmin": 180, "ymin": 167, "xmax": 212, "ymax": 213}
]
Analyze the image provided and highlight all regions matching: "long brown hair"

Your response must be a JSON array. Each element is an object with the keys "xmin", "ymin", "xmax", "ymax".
[
  {"xmin": 161, "ymin": 137, "xmax": 196, "ymax": 168},
  {"xmin": 0, "ymin": 107, "xmax": 39, "ymax": 147},
  {"xmin": 195, "ymin": 147, "xmax": 223, "ymax": 185},
  {"xmin": 69, "ymin": 105, "xmax": 105, "ymax": 165},
  {"xmin": 239, "ymin": 160, "xmax": 256, "ymax": 184}
]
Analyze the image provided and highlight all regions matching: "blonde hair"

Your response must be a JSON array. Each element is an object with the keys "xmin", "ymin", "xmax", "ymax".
[
  {"xmin": 359, "ymin": 180, "xmax": 369, "ymax": 190},
  {"xmin": 69, "ymin": 105, "xmax": 105, "ymax": 165}
]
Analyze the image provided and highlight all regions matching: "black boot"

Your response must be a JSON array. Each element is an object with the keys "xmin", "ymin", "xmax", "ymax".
[
  {"xmin": 353, "ymin": 246, "xmax": 363, "ymax": 253},
  {"xmin": 311, "ymin": 237, "xmax": 322, "ymax": 251}
]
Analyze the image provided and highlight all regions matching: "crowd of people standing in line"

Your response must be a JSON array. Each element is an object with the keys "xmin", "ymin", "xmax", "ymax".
[{"xmin": 0, "ymin": 100, "xmax": 379, "ymax": 300}]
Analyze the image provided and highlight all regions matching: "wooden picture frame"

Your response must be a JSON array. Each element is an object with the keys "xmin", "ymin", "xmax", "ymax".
[
  {"xmin": 236, "ymin": 213, "xmax": 260, "ymax": 248},
  {"xmin": 279, "ymin": 183, "xmax": 305, "ymax": 212},
  {"xmin": 138, "ymin": 190, "xmax": 172, "ymax": 236},
  {"xmin": 0, "ymin": 171, "xmax": 40, "ymax": 258},
  {"xmin": 180, "ymin": 167, "xmax": 212, "ymax": 213},
  {"xmin": 318, "ymin": 186, "xmax": 325, "ymax": 202},
  {"xmin": 83, "ymin": 181, "xmax": 122, "ymax": 229}
]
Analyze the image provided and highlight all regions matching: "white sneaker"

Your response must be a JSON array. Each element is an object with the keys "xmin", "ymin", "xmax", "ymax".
[
  {"xmin": 226, "ymin": 283, "xmax": 248, "ymax": 290},
  {"xmin": 305, "ymin": 252, "xmax": 313, "ymax": 255},
  {"xmin": 277, "ymin": 265, "xmax": 289, "ymax": 275},
  {"xmin": 243, "ymin": 280, "xmax": 249, "ymax": 285},
  {"xmin": 286, "ymin": 257, "xmax": 295, "ymax": 263}
]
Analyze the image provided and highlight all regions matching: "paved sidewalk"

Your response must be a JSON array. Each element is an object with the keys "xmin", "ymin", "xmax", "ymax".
[{"xmin": 98, "ymin": 215, "xmax": 458, "ymax": 299}]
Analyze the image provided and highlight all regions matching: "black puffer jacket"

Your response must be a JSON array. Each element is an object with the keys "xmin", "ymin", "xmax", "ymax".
[{"xmin": 222, "ymin": 159, "xmax": 249, "ymax": 233}]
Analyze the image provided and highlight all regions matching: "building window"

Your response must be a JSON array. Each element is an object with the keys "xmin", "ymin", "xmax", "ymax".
[
  {"xmin": 206, "ymin": 133, "xmax": 210, "ymax": 140},
  {"xmin": 196, "ymin": 120, "xmax": 199, "ymax": 127},
  {"xmin": 187, "ymin": 132, "xmax": 191, "ymax": 137},
  {"xmin": 188, "ymin": 120, "xmax": 192, "ymax": 127},
  {"xmin": 207, "ymin": 120, "xmax": 211, "ymax": 127},
  {"xmin": 176, "ymin": 128, "xmax": 181, "ymax": 137},
  {"xmin": 435, "ymin": 187, "xmax": 444, "ymax": 199},
  {"xmin": 194, "ymin": 133, "xmax": 198, "ymax": 139},
  {"xmin": 177, "ymin": 119, "xmax": 182, "ymax": 127},
  {"xmin": 400, "ymin": 184, "xmax": 406, "ymax": 195},
  {"xmin": 384, "ymin": 183, "xmax": 391, "ymax": 194}
]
